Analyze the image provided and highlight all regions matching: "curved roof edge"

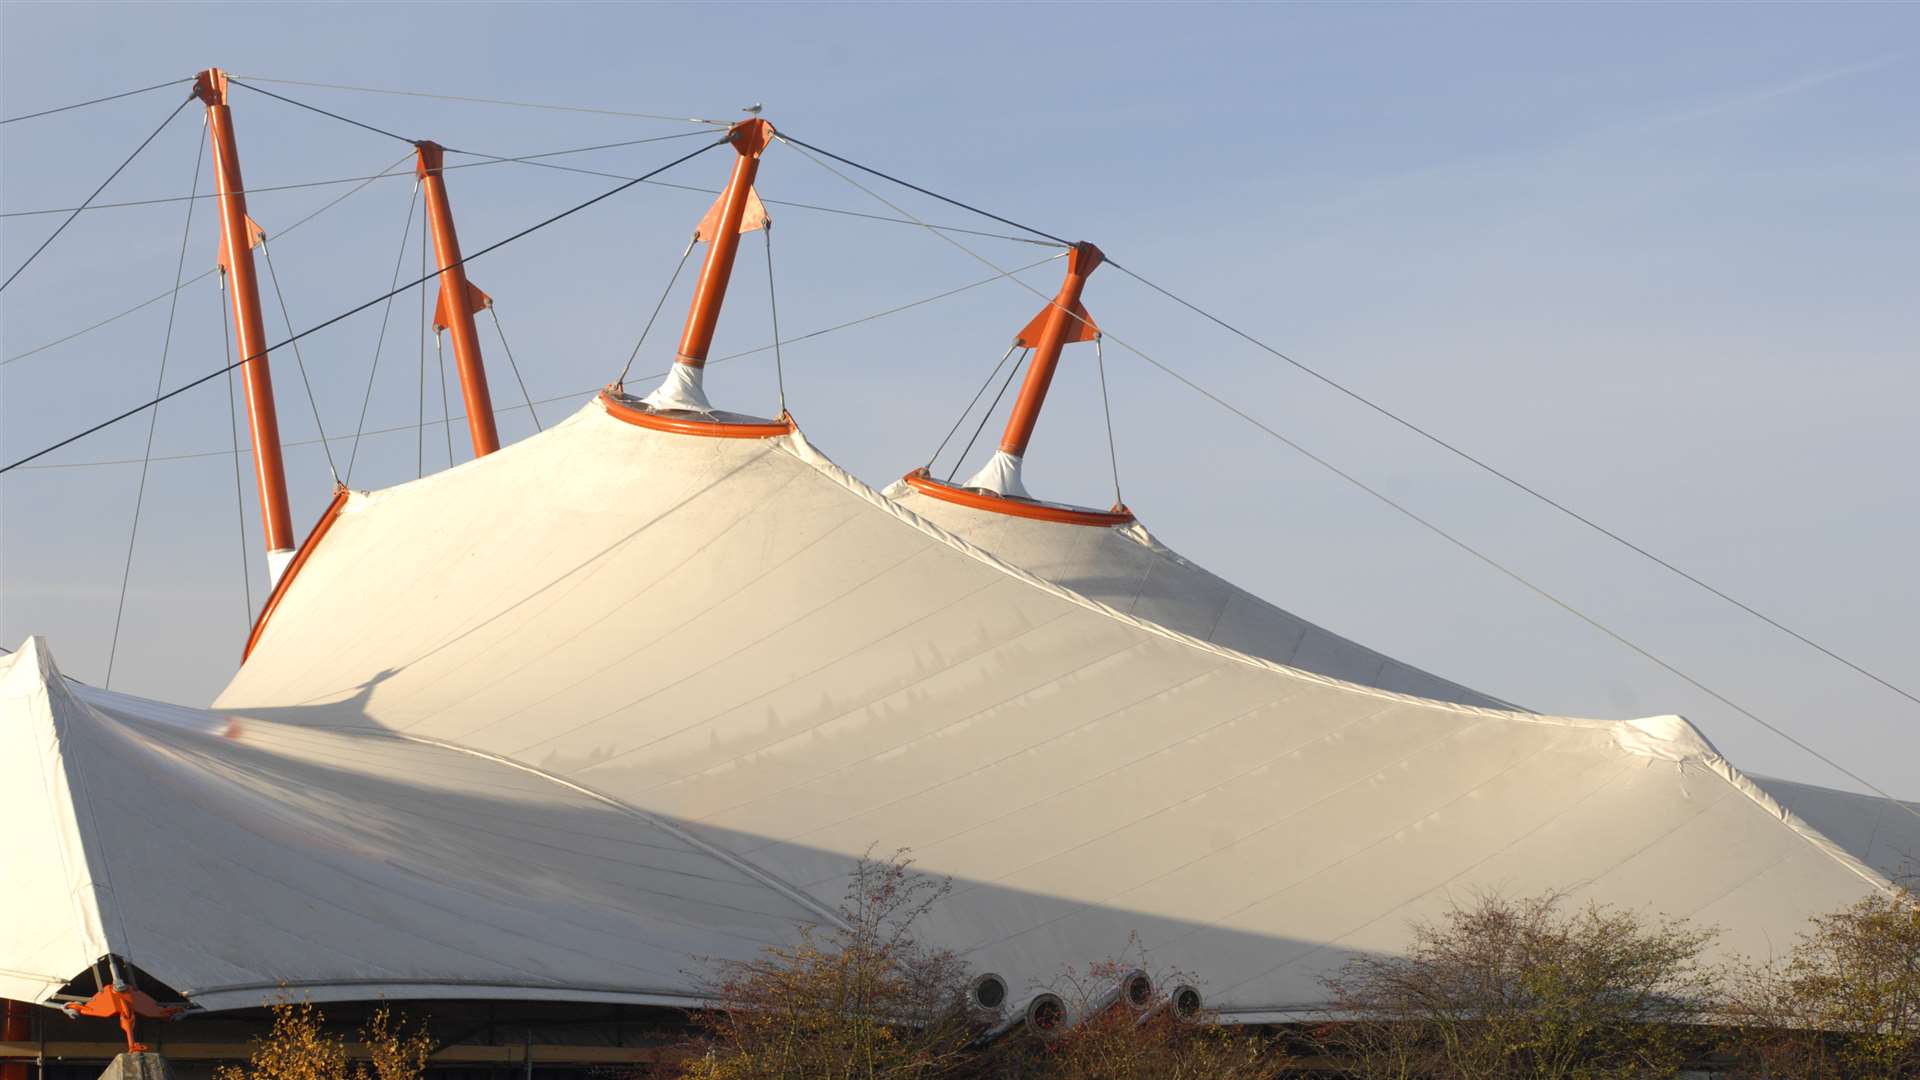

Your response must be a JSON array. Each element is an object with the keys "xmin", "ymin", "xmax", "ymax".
[
  {"xmin": 777, "ymin": 424, "xmax": 1905, "ymax": 901},
  {"xmin": 185, "ymin": 981, "xmax": 709, "ymax": 1014},
  {"xmin": 796, "ymin": 425, "xmax": 1652, "ymax": 731}
]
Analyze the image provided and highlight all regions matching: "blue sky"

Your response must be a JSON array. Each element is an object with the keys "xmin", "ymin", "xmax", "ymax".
[{"xmin": 2, "ymin": 2, "xmax": 1916, "ymax": 797}]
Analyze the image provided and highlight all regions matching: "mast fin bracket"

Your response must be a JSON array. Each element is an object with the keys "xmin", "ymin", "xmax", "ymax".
[
  {"xmin": 213, "ymin": 215, "xmax": 266, "ymax": 271},
  {"xmin": 1015, "ymin": 299, "xmax": 1096, "ymax": 348},
  {"xmin": 433, "ymin": 279, "xmax": 492, "ymax": 332},
  {"xmin": 696, "ymin": 186, "xmax": 769, "ymax": 242}
]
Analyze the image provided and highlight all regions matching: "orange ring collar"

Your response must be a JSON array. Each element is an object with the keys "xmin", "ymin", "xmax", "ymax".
[
  {"xmin": 900, "ymin": 468, "xmax": 1133, "ymax": 527},
  {"xmin": 599, "ymin": 390, "xmax": 795, "ymax": 439}
]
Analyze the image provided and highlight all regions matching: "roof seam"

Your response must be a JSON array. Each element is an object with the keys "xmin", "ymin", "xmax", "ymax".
[
  {"xmin": 389, "ymin": 732, "xmax": 852, "ymax": 933},
  {"xmin": 1686, "ymin": 751, "xmax": 1898, "ymax": 898}
]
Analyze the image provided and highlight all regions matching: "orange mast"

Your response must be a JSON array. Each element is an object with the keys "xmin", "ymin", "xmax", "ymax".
[
  {"xmin": 999, "ymin": 242, "xmax": 1103, "ymax": 458},
  {"xmin": 416, "ymin": 140, "xmax": 499, "ymax": 457},
  {"xmin": 638, "ymin": 118, "xmax": 775, "ymax": 415},
  {"xmin": 953, "ymin": 241, "xmax": 1103, "ymax": 499},
  {"xmin": 195, "ymin": 68, "xmax": 295, "ymax": 580},
  {"xmin": 898, "ymin": 239, "xmax": 1129, "ymax": 525},
  {"xmin": 678, "ymin": 118, "xmax": 774, "ymax": 370}
]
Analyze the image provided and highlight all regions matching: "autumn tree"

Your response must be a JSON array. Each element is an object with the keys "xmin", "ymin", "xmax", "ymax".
[
  {"xmin": 213, "ymin": 1001, "xmax": 433, "ymax": 1080},
  {"xmin": 1315, "ymin": 891, "xmax": 1719, "ymax": 1080},
  {"xmin": 358, "ymin": 1007, "xmax": 434, "ymax": 1080},
  {"xmin": 1723, "ymin": 884, "xmax": 1920, "ymax": 1079}
]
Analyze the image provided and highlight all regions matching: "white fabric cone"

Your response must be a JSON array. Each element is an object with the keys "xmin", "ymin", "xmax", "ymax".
[
  {"xmin": 640, "ymin": 362, "xmax": 713, "ymax": 414},
  {"xmin": 961, "ymin": 450, "xmax": 1030, "ymax": 499}
]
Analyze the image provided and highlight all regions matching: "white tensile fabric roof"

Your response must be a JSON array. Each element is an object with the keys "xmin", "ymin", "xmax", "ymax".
[
  {"xmin": 1744, "ymin": 775, "xmax": 1920, "ymax": 885},
  {"xmin": 6, "ymin": 397, "xmax": 1910, "ymax": 1019},
  {"xmin": 882, "ymin": 483, "xmax": 1513, "ymax": 710},
  {"xmin": 0, "ymin": 636, "xmax": 825, "ymax": 1012}
]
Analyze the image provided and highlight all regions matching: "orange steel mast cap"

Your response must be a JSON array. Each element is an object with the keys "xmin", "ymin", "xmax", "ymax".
[
  {"xmin": 998, "ymin": 241, "xmax": 1103, "ymax": 458},
  {"xmin": 673, "ymin": 117, "xmax": 775, "ymax": 369},
  {"xmin": 194, "ymin": 66, "xmax": 296, "ymax": 560},
  {"xmin": 190, "ymin": 67, "xmax": 229, "ymax": 106},
  {"xmin": 415, "ymin": 139, "xmax": 500, "ymax": 457},
  {"xmin": 726, "ymin": 116, "xmax": 777, "ymax": 159}
]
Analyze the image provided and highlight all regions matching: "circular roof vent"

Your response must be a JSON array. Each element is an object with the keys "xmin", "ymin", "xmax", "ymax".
[
  {"xmin": 1024, "ymin": 992, "xmax": 1066, "ymax": 1039},
  {"xmin": 969, "ymin": 973, "xmax": 1008, "ymax": 1012}
]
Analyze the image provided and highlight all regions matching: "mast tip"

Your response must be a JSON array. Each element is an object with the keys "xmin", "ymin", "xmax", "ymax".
[
  {"xmin": 191, "ymin": 68, "xmax": 230, "ymax": 107},
  {"xmin": 727, "ymin": 117, "xmax": 776, "ymax": 158}
]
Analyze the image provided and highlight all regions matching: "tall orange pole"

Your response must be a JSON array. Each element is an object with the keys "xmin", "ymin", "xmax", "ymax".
[
  {"xmin": 999, "ymin": 242, "xmax": 1104, "ymax": 457},
  {"xmin": 673, "ymin": 118, "xmax": 775, "ymax": 369},
  {"xmin": 195, "ymin": 68, "xmax": 295, "ymax": 572},
  {"xmin": 1, "ymin": 997, "xmax": 30, "ymax": 1080},
  {"xmin": 416, "ymin": 141, "xmax": 499, "ymax": 457}
]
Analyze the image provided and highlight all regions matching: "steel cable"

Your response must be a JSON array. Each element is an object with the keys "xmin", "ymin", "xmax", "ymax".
[
  {"xmin": 418, "ymin": 192, "xmax": 430, "ymax": 478},
  {"xmin": 1, "ymin": 173, "xmax": 418, "ymax": 218},
  {"xmin": 764, "ymin": 226, "xmax": 787, "ymax": 416},
  {"xmin": 615, "ymin": 236, "xmax": 697, "ymax": 387},
  {"xmin": 1, "ymin": 94, "xmax": 193, "ymax": 293},
  {"xmin": 1, "ymin": 151, "xmax": 1043, "ymax": 369},
  {"xmin": 105, "ymin": 116, "xmax": 208, "ymax": 688},
  {"xmin": 782, "ymin": 131, "xmax": 1920, "ymax": 713},
  {"xmin": 436, "ymin": 330, "xmax": 455, "ymax": 467},
  {"xmin": 1, "ymin": 137, "xmax": 727, "ymax": 474},
  {"xmin": 777, "ymin": 132, "xmax": 1069, "ymax": 246},
  {"xmin": 229, "ymin": 78, "xmax": 416, "ymax": 146},
  {"xmin": 442, "ymin": 145, "xmax": 1060, "ymax": 247},
  {"xmin": 950, "ymin": 352, "xmax": 1028, "ymax": 484},
  {"xmin": 927, "ymin": 343, "xmax": 1019, "ymax": 472},
  {"xmin": 346, "ymin": 180, "xmax": 422, "ymax": 486},
  {"xmin": 218, "ymin": 274, "xmax": 256, "ymax": 617},
  {"xmin": 0, "ymin": 132, "xmax": 712, "ymax": 218},
  {"xmin": 11, "ymin": 256, "xmax": 1062, "ymax": 473},
  {"xmin": 487, "ymin": 306, "xmax": 542, "ymax": 432},
  {"xmin": 230, "ymin": 74, "xmax": 729, "ymax": 126},
  {"xmin": 4, "ymin": 151, "xmax": 416, "ymax": 367},
  {"xmin": 1094, "ymin": 335, "xmax": 1122, "ymax": 508},
  {"xmin": 783, "ymin": 131, "xmax": 1920, "ymax": 818},
  {"xmin": 0, "ymin": 78, "xmax": 191, "ymax": 125},
  {"xmin": 1104, "ymin": 259, "xmax": 1920, "ymax": 712},
  {"xmin": 260, "ymin": 238, "xmax": 341, "ymax": 484}
]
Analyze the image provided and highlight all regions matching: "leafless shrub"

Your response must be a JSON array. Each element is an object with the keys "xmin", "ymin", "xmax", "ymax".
[
  {"xmin": 1314, "ymin": 891, "xmax": 1719, "ymax": 1079},
  {"xmin": 679, "ymin": 848, "xmax": 978, "ymax": 1080}
]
